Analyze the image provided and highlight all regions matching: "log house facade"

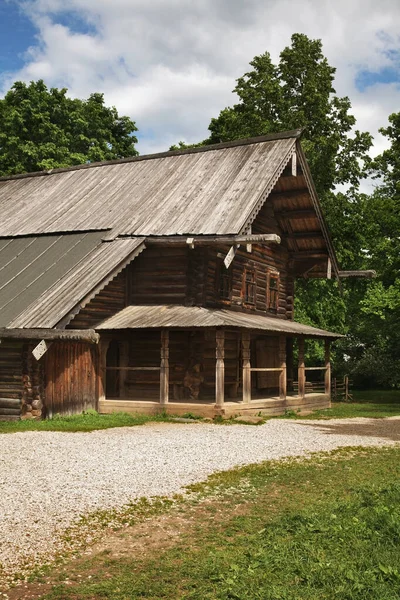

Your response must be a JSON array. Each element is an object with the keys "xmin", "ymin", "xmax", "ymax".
[{"xmin": 0, "ymin": 130, "xmax": 372, "ymax": 419}]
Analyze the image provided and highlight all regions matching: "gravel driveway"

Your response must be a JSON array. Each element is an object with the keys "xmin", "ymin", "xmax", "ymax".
[{"xmin": 1, "ymin": 417, "xmax": 399, "ymax": 583}]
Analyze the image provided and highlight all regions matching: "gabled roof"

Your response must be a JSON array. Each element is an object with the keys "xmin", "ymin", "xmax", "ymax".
[
  {"xmin": 0, "ymin": 131, "xmax": 300, "ymax": 238},
  {"xmin": 0, "ymin": 130, "xmax": 340, "ymax": 330},
  {"xmin": 0, "ymin": 233, "xmax": 145, "ymax": 328},
  {"xmin": 96, "ymin": 305, "xmax": 343, "ymax": 339}
]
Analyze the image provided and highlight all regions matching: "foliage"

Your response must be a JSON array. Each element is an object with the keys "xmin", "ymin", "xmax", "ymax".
[
  {"xmin": 172, "ymin": 35, "xmax": 399, "ymax": 386},
  {"xmin": 0, "ymin": 80, "xmax": 138, "ymax": 176}
]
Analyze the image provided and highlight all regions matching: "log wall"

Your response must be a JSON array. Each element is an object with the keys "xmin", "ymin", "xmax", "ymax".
[
  {"xmin": 0, "ymin": 340, "xmax": 23, "ymax": 420},
  {"xmin": 69, "ymin": 271, "xmax": 127, "ymax": 329},
  {"xmin": 0, "ymin": 340, "xmax": 46, "ymax": 420}
]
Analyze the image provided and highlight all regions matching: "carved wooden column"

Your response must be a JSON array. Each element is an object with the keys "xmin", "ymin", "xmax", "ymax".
[
  {"xmin": 279, "ymin": 335, "xmax": 287, "ymax": 400},
  {"xmin": 324, "ymin": 339, "xmax": 331, "ymax": 398},
  {"xmin": 242, "ymin": 331, "xmax": 251, "ymax": 403},
  {"xmin": 298, "ymin": 338, "xmax": 305, "ymax": 398},
  {"xmin": 286, "ymin": 337, "xmax": 294, "ymax": 392},
  {"xmin": 119, "ymin": 341, "xmax": 129, "ymax": 399},
  {"xmin": 160, "ymin": 330, "xmax": 169, "ymax": 405},
  {"xmin": 98, "ymin": 339, "xmax": 110, "ymax": 405},
  {"xmin": 215, "ymin": 329, "xmax": 225, "ymax": 408}
]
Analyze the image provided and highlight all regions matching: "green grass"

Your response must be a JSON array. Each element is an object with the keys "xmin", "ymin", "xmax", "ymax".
[
  {"xmin": 290, "ymin": 389, "xmax": 400, "ymax": 420},
  {"xmin": 20, "ymin": 446, "xmax": 400, "ymax": 600},
  {"xmin": 0, "ymin": 410, "xmax": 174, "ymax": 434},
  {"xmin": 1, "ymin": 390, "xmax": 400, "ymax": 434}
]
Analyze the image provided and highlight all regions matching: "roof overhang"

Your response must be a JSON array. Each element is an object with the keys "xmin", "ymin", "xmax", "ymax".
[{"xmin": 96, "ymin": 305, "xmax": 343, "ymax": 339}]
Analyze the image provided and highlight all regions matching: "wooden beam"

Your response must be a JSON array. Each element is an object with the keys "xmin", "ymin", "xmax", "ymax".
[
  {"xmin": 288, "ymin": 231, "xmax": 324, "ymax": 239},
  {"xmin": 160, "ymin": 330, "xmax": 169, "ymax": 405},
  {"xmin": 215, "ymin": 329, "xmax": 225, "ymax": 408},
  {"xmin": 338, "ymin": 270, "xmax": 376, "ymax": 278},
  {"xmin": 279, "ymin": 335, "xmax": 287, "ymax": 400},
  {"xmin": 291, "ymin": 152, "xmax": 297, "ymax": 177},
  {"xmin": 242, "ymin": 331, "xmax": 251, "ymax": 404},
  {"xmin": 327, "ymin": 257, "xmax": 332, "ymax": 280},
  {"xmin": 298, "ymin": 338, "xmax": 305, "ymax": 399},
  {"xmin": 291, "ymin": 252, "xmax": 328, "ymax": 260},
  {"xmin": 325, "ymin": 339, "xmax": 331, "ymax": 398},
  {"xmin": 119, "ymin": 341, "xmax": 129, "ymax": 398},
  {"xmin": 144, "ymin": 234, "xmax": 281, "ymax": 246},
  {"xmin": 0, "ymin": 328, "xmax": 99, "ymax": 343},
  {"xmin": 98, "ymin": 340, "xmax": 109, "ymax": 405},
  {"xmin": 286, "ymin": 338, "xmax": 294, "ymax": 392},
  {"xmin": 271, "ymin": 189, "xmax": 309, "ymax": 200},
  {"xmin": 275, "ymin": 209, "xmax": 317, "ymax": 220}
]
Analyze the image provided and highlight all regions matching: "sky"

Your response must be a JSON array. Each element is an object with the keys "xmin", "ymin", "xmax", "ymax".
[{"xmin": 0, "ymin": 0, "xmax": 399, "ymax": 157}]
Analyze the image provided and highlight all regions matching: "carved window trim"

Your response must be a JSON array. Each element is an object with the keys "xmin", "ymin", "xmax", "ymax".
[
  {"xmin": 242, "ymin": 268, "xmax": 256, "ymax": 306},
  {"xmin": 267, "ymin": 270, "xmax": 279, "ymax": 312}
]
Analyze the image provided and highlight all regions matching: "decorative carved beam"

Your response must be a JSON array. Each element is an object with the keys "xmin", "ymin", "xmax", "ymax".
[
  {"xmin": 0, "ymin": 329, "xmax": 99, "ymax": 343},
  {"xmin": 338, "ymin": 270, "xmax": 376, "ymax": 278},
  {"xmin": 145, "ymin": 234, "xmax": 281, "ymax": 246}
]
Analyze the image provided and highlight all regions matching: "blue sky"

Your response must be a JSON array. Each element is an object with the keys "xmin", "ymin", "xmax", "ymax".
[
  {"xmin": 0, "ymin": 0, "xmax": 399, "ymax": 156},
  {"xmin": 0, "ymin": 2, "xmax": 36, "ymax": 72}
]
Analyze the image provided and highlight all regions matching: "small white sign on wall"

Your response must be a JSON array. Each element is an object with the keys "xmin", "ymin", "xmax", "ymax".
[{"xmin": 32, "ymin": 340, "xmax": 50, "ymax": 361}]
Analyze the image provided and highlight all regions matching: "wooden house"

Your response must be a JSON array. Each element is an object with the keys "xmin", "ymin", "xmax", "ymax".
[{"xmin": 0, "ymin": 130, "xmax": 372, "ymax": 420}]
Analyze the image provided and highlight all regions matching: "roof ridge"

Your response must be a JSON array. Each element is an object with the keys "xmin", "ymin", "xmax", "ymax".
[{"xmin": 0, "ymin": 129, "xmax": 304, "ymax": 182}]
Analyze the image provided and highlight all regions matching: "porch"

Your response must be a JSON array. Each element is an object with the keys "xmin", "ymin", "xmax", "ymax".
[{"xmin": 96, "ymin": 306, "xmax": 339, "ymax": 418}]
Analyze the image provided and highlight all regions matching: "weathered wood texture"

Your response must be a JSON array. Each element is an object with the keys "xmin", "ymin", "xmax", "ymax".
[
  {"xmin": 129, "ymin": 247, "xmax": 188, "ymax": 305},
  {"xmin": 44, "ymin": 342, "xmax": 98, "ymax": 417},
  {"xmin": 101, "ymin": 329, "xmax": 241, "ymax": 402},
  {"xmin": 0, "ymin": 340, "xmax": 46, "ymax": 420},
  {"xmin": 99, "ymin": 393, "xmax": 331, "ymax": 419},
  {"xmin": 68, "ymin": 271, "xmax": 127, "ymax": 329}
]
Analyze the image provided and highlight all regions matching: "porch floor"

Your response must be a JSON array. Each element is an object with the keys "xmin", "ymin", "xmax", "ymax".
[{"xmin": 99, "ymin": 393, "xmax": 330, "ymax": 418}]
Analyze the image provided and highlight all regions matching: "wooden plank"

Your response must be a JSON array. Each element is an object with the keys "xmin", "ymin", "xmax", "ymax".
[
  {"xmin": 242, "ymin": 331, "xmax": 251, "ymax": 403},
  {"xmin": 215, "ymin": 329, "xmax": 225, "ymax": 408},
  {"xmin": 250, "ymin": 368, "xmax": 283, "ymax": 372},
  {"xmin": 160, "ymin": 330, "xmax": 169, "ymax": 405},
  {"xmin": 298, "ymin": 338, "xmax": 305, "ymax": 399},
  {"xmin": 279, "ymin": 335, "xmax": 287, "ymax": 400},
  {"xmin": 106, "ymin": 366, "xmax": 160, "ymax": 371},
  {"xmin": 146, "ymin": 234, "xmax": 281, "ymax": 246},
  {"xmin": 0, "ymin": 328, "xmax": 99, "ymax": 343},
  {"xmin": 338, "ymin": 270, "xmax": 376, "ymax": 278},
  {"xmin": 325, "ymin": 340, "xmax": 331, "ymax": 397}
]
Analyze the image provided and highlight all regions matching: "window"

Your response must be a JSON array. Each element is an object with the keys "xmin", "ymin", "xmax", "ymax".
[
  {"xmin": 243, "ymin": 269, "xmax": 256, "ymax": 305},
  {"xmin": 218, "ymin": 264, "xmax": 232, "ymax": 302},
  {"xmin": 267, "ymin": 271, "xmax": 279, "ymax": 312}
]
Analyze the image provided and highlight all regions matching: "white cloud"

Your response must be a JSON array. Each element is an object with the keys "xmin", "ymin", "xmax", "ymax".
[{"xmin": 3, "ymin": 0, "xmax": 400, "ymax": 154}]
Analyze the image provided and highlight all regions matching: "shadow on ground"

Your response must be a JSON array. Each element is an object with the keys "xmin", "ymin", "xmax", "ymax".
[{"xmin": 299, "ymin": 418, "xmax": 400, "ymax": 442}]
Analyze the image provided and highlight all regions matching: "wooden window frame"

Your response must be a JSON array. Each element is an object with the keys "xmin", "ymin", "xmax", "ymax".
[
  {"xmin": 266, "ymin": 270, "xmax": 279, "ymax": 312},
  {"xmin": 242, "ymin": 268, "xmax": 256, "ymax": 306},
  {"xmin": 217, "ymin": 262, "xmax": 233, "ymax": 304}
]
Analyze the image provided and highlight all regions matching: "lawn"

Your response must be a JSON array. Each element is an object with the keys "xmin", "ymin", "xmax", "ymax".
[
  {"xmin": 12, "ymin": 445, "xmax": 400, "ymax": 600},
  {"xmin": 0, "ymin": 389, "xmax": 399, "ymax": 434},
  {"xmin": 292, "ymin": 389, "xmax": 400, "ymax": 420},
  {"xmin": 0, "ymin": 410, "xmax": 174, "ymax": 434}
]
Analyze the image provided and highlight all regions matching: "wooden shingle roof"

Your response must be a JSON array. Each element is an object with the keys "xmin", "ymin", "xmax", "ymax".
[{"xmin": 0, "ymin": 131, "xmax": 300, "ymax": 238}]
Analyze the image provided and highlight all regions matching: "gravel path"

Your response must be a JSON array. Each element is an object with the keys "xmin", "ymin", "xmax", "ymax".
[{"xmin": 1, "ymin": 417, "xmax": 399, "ymax": 582}]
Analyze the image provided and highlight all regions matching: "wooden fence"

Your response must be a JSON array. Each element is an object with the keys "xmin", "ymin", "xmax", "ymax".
[{"xmin": 293, "ymin": 375, "xmax": 352, "ymax": 401}]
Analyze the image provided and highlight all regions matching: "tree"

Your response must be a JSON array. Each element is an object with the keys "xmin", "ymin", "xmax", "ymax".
[
  {"xmin": 0, "ymin": 80, "xmax": 138, "ymax": 176},
  {"xmin": 173, "ymin": 34, "xmax": 380, "ymax": 375},
  {"xmin": 341, "ymin": 112, "xmax": 400, "ymax": 387},
  {"xmin": 175, "ymin": 34, "xmax": 372, "ymax": 198}
]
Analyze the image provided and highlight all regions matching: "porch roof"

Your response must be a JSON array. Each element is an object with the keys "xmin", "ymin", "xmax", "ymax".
[{"xmin": 96, "ymin": 305, "xmax": 343, "ymax": 339}]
